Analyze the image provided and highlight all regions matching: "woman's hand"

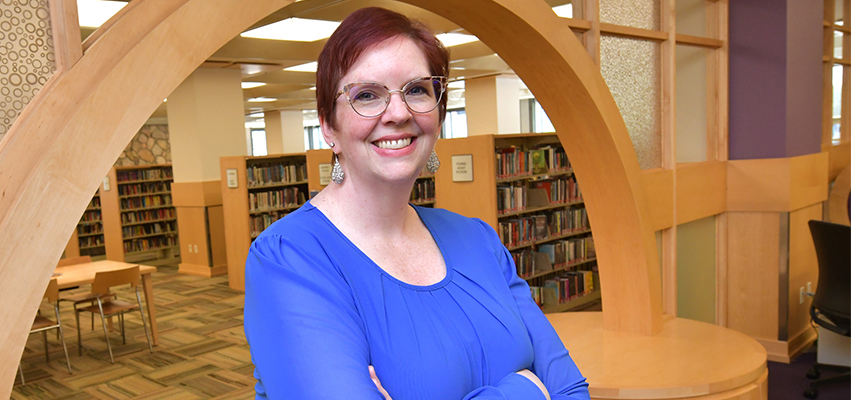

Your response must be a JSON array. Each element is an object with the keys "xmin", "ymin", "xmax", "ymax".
[
  {"xmin": 369, "ymin": 366, "xmax": 393, "ymax": 400},
  {"xmin": 516, "ymin": 369, "xmax": 551, "ymax": 400}
]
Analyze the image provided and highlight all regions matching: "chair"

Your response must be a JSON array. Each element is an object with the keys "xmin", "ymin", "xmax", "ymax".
[
  {"xmin": 804, "ymin": 220, "xmax": 850, "ymax": 399},
  {"xmin": 19, "ymin": 278, "xmax": 72, "ymax": 385},
  {"xmin": 57, "ymin": 255, "xmax": 116, "ymax": 333},
  {"xmin": 74, "ymin": 266, "xmax": 153, "ymax": 363}
]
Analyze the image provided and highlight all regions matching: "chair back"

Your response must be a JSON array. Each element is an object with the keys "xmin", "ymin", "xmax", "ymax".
[
  {"xmin": 57, "ymin": 255, "xmax": 92, "ymax": 267},
  {"xmin": 43, "ymin": 278, "xmax": 59, "ymax": 303},
  {"xmin": 808, "ymin": 220, "xmax": 850, "ymax": 327},
  {"xmin": 91, "ymin": 266, "xmax": 140, "ymax": 295}
]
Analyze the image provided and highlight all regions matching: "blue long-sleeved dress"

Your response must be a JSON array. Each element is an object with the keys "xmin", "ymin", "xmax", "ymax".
[{"xmin": 244, "ymin": 201, "xmax": 590, "ymax": 399}]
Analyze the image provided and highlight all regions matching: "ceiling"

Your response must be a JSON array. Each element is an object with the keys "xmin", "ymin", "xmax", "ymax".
[{"xmin": 81, "ymin": 0, "xmax": 572, "ymax": 123}]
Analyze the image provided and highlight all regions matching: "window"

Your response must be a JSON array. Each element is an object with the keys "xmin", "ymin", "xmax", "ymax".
[
  {"xmin": 250, "ymin": 129, "xmax": 267, "ymax": 156},
  {"xmin": 441, "ymin": 109, "xmax": 468, "ymax": 138},
  {"xmin": 532, "ymin": 100, "xmax": 555, "ymax": 133},
  {"xmin": 304, "ymin": 125, "xmax": 330, "ymax": 150}
]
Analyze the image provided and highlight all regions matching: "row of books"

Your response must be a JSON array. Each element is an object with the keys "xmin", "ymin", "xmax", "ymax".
[
  {"xmin": 77, "ymin": 224, "xmax": 103, "ymax": 236},
  {"xmin": 122, "ymin": 221, "xmax": 177, "ymax": 238},
  {"xmin": 120, "ymin": 208, "xmax": 175, "ymax": 224},
  {"xmin": 123, "ymin": 236, "xmax": 178, "ymax": 253},
  {"xmin": 538, "ymin": 236, "xmax": 595, "ymax": 270},
  {"xmin": 541, "ymin": 270, "xmax": 595, "ymax": 304},
  {"xmin": 117, "ymin": 167, "xmax": 173, "ymax": 183},
  {"xmin": 247, "ymin": 163, "xmax": 307, "ymax": 187},
  {"xmin": 248, "ymin": 187, "xmax": 305, "ymax": 213},
  {"xmin": 495, "ymin": 145, "xmax": 571, "ymax": 179},
  {"xmin": 120, "ymin": 194, "xmax": 173, "ymax": 210},
  {"xmin": 118, "ymin": 181, "xmax": 171, "ymax": 196},
  {"xmin": 497, "ymin": 182, "xmax": 526, "ymax": 215},
  {"xmin": 410, "ymin": 178, "xmax": 435, "ymax": 204},
  {"xmin": 80, "ymin": 210, "xmax": 101, "ymax": 223},
  {"xmin": 498, "ymin": 208, "xmax": 590, "ymax": 248},
  {"xmin": 86, "ymin": 197, "xmax": 101, "ymax": 209},
  {"xmin": 78, "ymin": 236, "xmax": 104, "ymax": 249},
  {"xmin": 249, "ymin": 213, "xmax": 289, "ymax": 238},
  {"xmin": 531, "ymin": 177, "xmax": 582, "ymax": 205}
]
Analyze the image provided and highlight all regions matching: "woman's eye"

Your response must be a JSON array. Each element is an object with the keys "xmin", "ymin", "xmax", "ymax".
[
  {"xmin": 406, "ymin": 85, "xmax": 429, "ymax": 97},
  {"xmin": 354, "ymin": 91, "xmax": 379, "ymax": 101}
]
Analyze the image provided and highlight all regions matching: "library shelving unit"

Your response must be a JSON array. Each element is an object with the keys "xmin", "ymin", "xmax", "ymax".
[
  {"xmin": 101, "ymin": 164, "xmax": 181, "ymax": 265},
  {"xmin": 411, "ymin": 171, "xmax": 436, "ymax": 207},
  {"xmin": 434, "ymin": 133, "xmax": 599, "ymax": 313},
  {"xmin": 221, "ymin": 153, "xmax": 310, "ymax": 290},
  {"xmin": 63, "ymin": 190, "xmax": 106, "ymax": 259}
]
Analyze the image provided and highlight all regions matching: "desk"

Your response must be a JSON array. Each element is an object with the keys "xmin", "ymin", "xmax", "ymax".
[{"xmin": 54, "ymin": 260, "xmax": 159, "ymax": 346}]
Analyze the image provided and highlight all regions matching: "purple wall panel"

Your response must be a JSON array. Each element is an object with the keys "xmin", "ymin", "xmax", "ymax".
[{"xmin": 785, "ymin": 0, "xmax": 824, "ymax": 157}]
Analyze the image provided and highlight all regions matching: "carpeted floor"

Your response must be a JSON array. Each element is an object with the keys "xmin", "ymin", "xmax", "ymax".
[{"xmin": 11, "ymin": 265, "xmax": 849, "ymax": 399}]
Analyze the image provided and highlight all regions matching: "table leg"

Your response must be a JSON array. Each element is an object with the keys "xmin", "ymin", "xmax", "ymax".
[{"xmin": 140, "ymin": 273, "xmax": 159, "ymax": 346}]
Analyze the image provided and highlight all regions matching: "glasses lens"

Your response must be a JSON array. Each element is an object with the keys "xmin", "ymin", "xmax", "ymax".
[
  {"xmin": 403, "ymin": 78, "xmax": 443, "ymax": 113},
  {"xmin": 347, "ymin": 83, "xmax": 389, "ymax": 117}
]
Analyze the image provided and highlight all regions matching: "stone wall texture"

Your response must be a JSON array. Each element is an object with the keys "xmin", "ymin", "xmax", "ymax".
[{"xmin": 115, "ymin": 124, "xmax": 171, "ymax": 166}]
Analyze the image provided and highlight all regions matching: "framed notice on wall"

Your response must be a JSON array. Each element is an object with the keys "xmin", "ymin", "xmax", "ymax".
[
  {"xmin": 451, "ymin": 154, "xmax": 473, "ymax": 182},
  {"xmin": 319, "ymin": 163, "xmax": 332, "ymax": 186}
]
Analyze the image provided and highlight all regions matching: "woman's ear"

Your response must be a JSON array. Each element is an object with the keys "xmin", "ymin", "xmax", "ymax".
[{"xmin": 319, "ymin": 116, "xmax": 338, "ymax": 150}]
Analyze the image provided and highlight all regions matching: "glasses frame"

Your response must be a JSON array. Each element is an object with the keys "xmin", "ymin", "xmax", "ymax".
[{"xmin": 335, "ymin": 76, "xmax": 448, "ymax": 118}]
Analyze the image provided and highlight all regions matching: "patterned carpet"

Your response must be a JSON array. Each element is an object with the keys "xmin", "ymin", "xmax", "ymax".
[{"xmin": 13, "ymin": 266, "xmax": 256, "ymax": 399}]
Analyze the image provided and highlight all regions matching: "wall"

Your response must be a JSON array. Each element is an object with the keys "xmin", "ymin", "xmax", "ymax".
[{"xmin": 114, "ymin": 124, "xmax": 171, "ymax": 166}]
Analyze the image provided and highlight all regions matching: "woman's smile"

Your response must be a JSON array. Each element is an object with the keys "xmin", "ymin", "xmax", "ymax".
[{"xmin": 374, "ymin": 137, "xmax": 413, "ymax": 150}]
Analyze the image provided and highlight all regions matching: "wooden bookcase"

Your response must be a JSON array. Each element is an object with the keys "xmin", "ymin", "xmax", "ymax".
[
  {"xmin": 63, "ymin": 190, "xmax": 106, "ymax": 259},
  {"xmin": 101, "ymin": 164, "xmax": 180, "ymax": 265},
  {"xmin": 434, "ymin": 133, "xmax": 599, "ymax": 313},
  {"xmin": 221, "ymin": 153, "xmax": 310, "ymax": 290}
]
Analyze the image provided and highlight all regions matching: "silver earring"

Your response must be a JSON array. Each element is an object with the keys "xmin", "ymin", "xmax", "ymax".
[
  {"xmin": 331, "ymin": 156, "xmax": 344, "ymax": 184},
  {"xmin": 329, "ymin": 142, "xmax": 335, "ymax": 148},
  {"xmin": 426, "ymin": 150, "xmax": 440, "ymax": 173}
]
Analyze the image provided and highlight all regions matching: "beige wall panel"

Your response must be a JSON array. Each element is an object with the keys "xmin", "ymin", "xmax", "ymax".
[
  {"xmin": 203, "ymin": 180, "xmax": 224, "ymax": 206},
  {"xmin": 828, "ymin": 165, "xmax": 851, "ymax": 225},
  {"xmin": 787, "ymin": 203, "xmax": 822, "ymax": 346},
  {"xmin": 789, "ymin": 152, "xmax": 829, "ymax": 211},
  {"xmin": 176, "ymin": 206, "xmax": 208, "ymax": 268},
  {"xmin": 172, "ymin": 181, "xmax": 206, "ymax": 207},
  {"xmin": 641, "ymin": 168, "xmax": 674, "ymax": 231},
  {"xmin": 101, "ymin": 168, "xmax": 124, "ymax": 262},
  {"xmin": 220, "ymin": 156, "xmax": 251, "ymax": 291},
  {"xmin": 208, "ymin": 205, "xmax": 228, "ymax": 269},
  {"xmin": 64, "ymin": 229, "xmax": 80, "ymax": 258},
  {"xmin": 434, "ymin": 135, "xmax": 497, "ymax": 229},
  {"xmin": 677, "ymin": 161, "xmax": 726, "ymax": 224},
  {"xmin": 726, "ymin": 212, "xmax": 779, "ymax": 340},
  {"xmin": 727, "ymin": 158, "xmax": 791, "ymax": 212},
  {"xmin": 828, "ymin": 142, "xmax": 850, "ymax": 181}
]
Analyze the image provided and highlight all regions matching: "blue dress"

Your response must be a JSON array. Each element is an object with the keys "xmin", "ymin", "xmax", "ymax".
[{"xmin": 244, "ymin": 201, "xmax": 590, "ymax": 399}]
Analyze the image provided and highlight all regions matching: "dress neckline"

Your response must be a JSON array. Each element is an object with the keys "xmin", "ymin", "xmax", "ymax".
[{"xmin": 303, "ymin": 200, "xmax": 454, "ymax": 291}]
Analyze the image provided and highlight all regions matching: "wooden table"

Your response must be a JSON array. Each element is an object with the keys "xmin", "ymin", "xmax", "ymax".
[{"xmin": 53, "ymin": 260, "xmax": 160, "ymax": 346}]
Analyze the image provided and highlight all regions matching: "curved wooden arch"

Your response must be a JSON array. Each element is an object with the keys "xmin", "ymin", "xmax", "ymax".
[{"xmin": 0, "ymin": 0, "xmax": 661, "ymax": 394}]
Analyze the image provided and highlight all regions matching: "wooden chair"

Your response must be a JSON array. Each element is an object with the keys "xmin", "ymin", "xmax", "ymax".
[
  {"xmin": 58, "ymin": 255, "xmax": 116, "ymax": 332},
  {"xmin": 20, "ymin": 278, "xmax": 72, "ymax": 384},
  {"xmin": 74, "ymin": 266, "xmax": 153, "ymax": 363}
]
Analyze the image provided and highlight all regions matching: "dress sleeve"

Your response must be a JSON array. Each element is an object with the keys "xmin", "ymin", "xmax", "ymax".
[
  {"xmin": 472, "ymin": 220, "xmax": 592, "ymax": 400},
  {"xmin": 243, "ymin": 233, "xmax": 385, "ymax": 399}
]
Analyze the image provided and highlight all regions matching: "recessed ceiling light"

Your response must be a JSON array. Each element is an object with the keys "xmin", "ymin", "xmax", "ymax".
[
  {"xmin": 284, "ymin": 62, "xmax": 317, "ymax": 73},
  {"xmin": 436, "ymin": 33, "xmax": 478, "ymax": 47},
  {"xmin": 248, "ymin": 97, "xmax": 277, "ymax": 102},
  {"xmin": 448, "ymin": 81, "xmax": 465, "ymax": 89},
  {"xmin": 241, "ymin": 18, "xmax": 340, "ymax": 42},
  {"xmin": 77, "ymin": 0, "xmax": 126, "ymax": 27},
  {"xmin": 241, "ymin": 82, "xmax": 266, "ymax": 89},
  {"xmin": 249, "ymin": 112, "xmax": 265, "ymax": 118},
  {"xmin": 552, "ymin": 4, "xmax": 574, "ymax": 18}
]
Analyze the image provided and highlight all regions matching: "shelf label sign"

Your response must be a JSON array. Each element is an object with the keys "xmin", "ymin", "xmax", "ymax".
[
  {"xmin": 452, "ymin": 154, "xmax": 473, "ymax": 182},
  {"xmin": 102, "ymin": 176, "xmax": 111, "ymax": 191},
  {"xmin": 319, "ymin": 163, "xmax": 332, "ymax": 186},
  {"xmin": 226, "ymin": 168, "xmax": 239, "ymax": 188}
]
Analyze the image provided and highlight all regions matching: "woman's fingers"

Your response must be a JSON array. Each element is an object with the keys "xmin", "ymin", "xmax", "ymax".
[{"xmin": 369, "ymin": 366, "xmax": 393, "ymax": 400}]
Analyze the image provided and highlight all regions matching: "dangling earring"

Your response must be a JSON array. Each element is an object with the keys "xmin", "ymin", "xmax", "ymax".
[
  {"xmin": 331, "ymin": 153, "xmax": 344, "ymax": 184},
  {"xmin": 426, "ymin": 150, "xmax": 440, "ymax": 173}
]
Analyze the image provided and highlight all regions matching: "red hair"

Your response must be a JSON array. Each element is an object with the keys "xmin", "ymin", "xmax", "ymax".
[{"xmin": 316, "ymin": 7, "xmax": 450, "ymax": 131}]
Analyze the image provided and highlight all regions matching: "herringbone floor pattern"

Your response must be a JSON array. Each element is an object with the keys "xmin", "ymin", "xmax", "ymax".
[{"xmin": 12, "ymin": 266, "xmax": 255, "ymax": 399}]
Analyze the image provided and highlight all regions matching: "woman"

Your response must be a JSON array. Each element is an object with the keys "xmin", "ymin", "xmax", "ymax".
[{"xmin": 244, "ymin": 7, "xmax": 590, "ymax": 400}]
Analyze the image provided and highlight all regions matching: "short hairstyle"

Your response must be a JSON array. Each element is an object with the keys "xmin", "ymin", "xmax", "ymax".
[{"xmin": 316, "ymin": 7, "xmax": 450, "ymax": 131}]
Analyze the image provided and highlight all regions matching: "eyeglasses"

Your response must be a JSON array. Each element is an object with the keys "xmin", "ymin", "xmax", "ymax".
[{"xmin": 335, "ymin": 76, "xmax": 447, "ymax": 118}]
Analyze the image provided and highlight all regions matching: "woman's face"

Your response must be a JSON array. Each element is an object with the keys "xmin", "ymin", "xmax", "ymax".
[{"xmin": 323, "ymin": 35, "xmax": 440, "ymax": 187}]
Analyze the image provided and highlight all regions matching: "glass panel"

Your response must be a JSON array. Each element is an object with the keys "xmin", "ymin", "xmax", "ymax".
[
  {"xmin": 600, "ymin": 36, "xmax": 662, "ymax": 169},
  {"xmin": 676, "ymin": 216, "xmax": 716, "ymax": 324},
  {"xmin": 251, "ymin": 130, "xmax": 267, "ymax": 156},
  {"xmin": 676, "ymin": 0, "xmax": 708, "ymax": 37},
  {"xmin": 600, "ymin": 0, "xmax": 660, "ymax": 31},
  {"xmin": 835, "ymin": 31, "xmax": 844, "ymax": 60},
  {"xmin": 0, "ymin": 0, "xmax": 55, "ymax": 141},
  {"xmin": 551, "ymin": 0, "xmax": 584, "ymax": 19},
  {"xmin": 833, "ymin": 64, "xmax": 843, "ymax": 144},
  {"xmin": 836, "ymin": 0, "xmax": 845, "ymax": 26},
  {"xmin": 676, "ymin": 45, "xmax": 709, "ymax": 163}
]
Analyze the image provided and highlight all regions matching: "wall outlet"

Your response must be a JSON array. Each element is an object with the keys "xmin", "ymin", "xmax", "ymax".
[
  {"xmin": 194, "ymin": 244, "xmax": 198, "ymax": 253},
  {"xmin": 188, "ymin": 244, "xmax": 193, "ymax": 253},
  {"xmin": 807, "ymin": 281, "xmax": 812, "ymax": 294},
  {"xmin": 799, "ymin": 287, "xmax": 805, "ymax": 304}
]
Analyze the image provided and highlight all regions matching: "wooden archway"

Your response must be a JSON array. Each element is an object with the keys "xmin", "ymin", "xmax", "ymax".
[{"xmin": 0, "ymin": 0, "xmax": 661, "ymax": 394}]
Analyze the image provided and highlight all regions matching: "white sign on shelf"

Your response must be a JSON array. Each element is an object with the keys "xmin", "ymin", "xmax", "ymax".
[
  {"xmin": 452, "ymin": 154, "xmax": 473, "ymax": 182},
  {"xmin": 319, "ymin": 163, "xmax": 332, "ymax": 186},
  {"xmin": 226, "ymin": 168, "xmax": 239, "ymax": 188},
  {"xmin": 102, "ymin": 176, "xmax": 110, "ymax": 191}
]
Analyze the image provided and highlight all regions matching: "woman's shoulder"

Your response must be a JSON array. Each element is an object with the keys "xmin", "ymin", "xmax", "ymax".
[
  {"xmin": 253, "ymin": 201, "xmax": 327, "ymax": 245},
  {"xmin": 415, "ymin": 206, "xmax": 496, "ymax": 240}
]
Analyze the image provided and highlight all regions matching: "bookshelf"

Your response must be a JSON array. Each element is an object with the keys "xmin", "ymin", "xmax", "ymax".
[
  {"xmin": 434, "ymin": 133, "xmax": 598, "ymax": 313},
  {"xmin": 411, "ymin": 171, "xmax": 436, "ymax": 207},
  {"xmin": 62, "ymin": 190, "xmax": 106, "ymax": 259},
  {"xmin": 101, "ymin": 164, "xmax": 180, "ymax": 265},
  {"xmin": 221, "ymin": 153, "xmax": 310, "ymax": 290}
]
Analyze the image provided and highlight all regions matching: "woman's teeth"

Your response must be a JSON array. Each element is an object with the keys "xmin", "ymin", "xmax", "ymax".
[{"xmin": 375, "ymin": 138, "xmax": 412, "ymax": 150}]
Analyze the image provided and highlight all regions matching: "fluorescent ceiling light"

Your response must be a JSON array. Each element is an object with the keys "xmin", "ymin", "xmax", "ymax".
[
  {"xmin": 552, "ymin": 4, "xmax": 574, "ymax": 18},
  {"xmin": 436, "ymin": 33, "xmax": 478, "ymax": 47},
  {"xmin": 284, "ymin": 62, "xmax": 317, "ymax": 72},
  {"xmin": 249, "ymin": 112, "xmax": 265, "ymax": 118},
  {"xmin": 248, "ymin": 97, "xmax": 277, "ymax": 102},
  {"xmin": 241, "ymin": 82, "xmax": 266, "ymax": 89},
  {"xmin": 448, "ymin": 80, "xmax": 465, "ymax": 89},
  {"xmin": 241, "ymin": 18, "xmax": 340, "ymax": 42},
  {"xmin": 77, "ymin": 0, "xmax": 127, "ymax": 27}
]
